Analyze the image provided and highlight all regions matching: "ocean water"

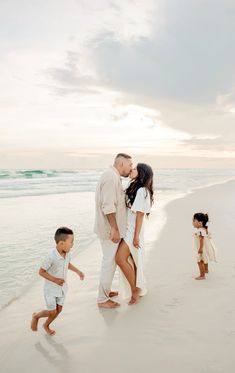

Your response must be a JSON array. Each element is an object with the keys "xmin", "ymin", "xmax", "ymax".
[{"xmin": 0, "ymin": 168, "xmax": 235, "ymax": 310}]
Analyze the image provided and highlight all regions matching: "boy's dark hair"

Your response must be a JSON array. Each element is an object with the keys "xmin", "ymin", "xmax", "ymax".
[
  {"xmin": 193, "ymin": 213, "xmax": 209, "ymax": 228},
  {"xmin": 54, "ymin": 227, "xmax": 73, "ymax": 244}
]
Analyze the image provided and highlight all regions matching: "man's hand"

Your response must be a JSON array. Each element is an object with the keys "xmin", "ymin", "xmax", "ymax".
[
  {"xmin": 133, "ymin": 236, "xmax": 140, "ymax": 249},
  {"xmin": 54, "ymin": 277, "xmax": 65, "ymax": 286},
  {"xmin": 110, "ymin": 227, "xmax": 120, "ymax": 243}
]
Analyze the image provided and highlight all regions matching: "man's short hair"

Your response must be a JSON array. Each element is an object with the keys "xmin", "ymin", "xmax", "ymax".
[
  {"xmin": 114, "ymin": 153, "xmax": 132, "ymax": 163},
  {"xmin": 54, "ymin": 227, "xmax": 74, "ymax": 244}
]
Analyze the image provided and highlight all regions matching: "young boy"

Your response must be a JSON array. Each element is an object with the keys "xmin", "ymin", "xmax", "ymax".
[{"xmin": 31, "ymin": 227, "xmax": 85, "ymax": 335}]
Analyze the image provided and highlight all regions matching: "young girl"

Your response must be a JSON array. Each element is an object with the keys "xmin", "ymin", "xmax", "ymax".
[
  {"xmin": 193, "ymin": 213, "xmax": 217, "ymax": 280},
  {"xmin": 116, "ymin": 163, "xmax": 154, "ymax": 305}
]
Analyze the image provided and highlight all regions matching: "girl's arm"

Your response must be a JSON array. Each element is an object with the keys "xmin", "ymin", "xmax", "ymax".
[
  {"xmin": 68, "ymin": 262, "xmax": 85, "ymax": 280},
  {"xmin": 133, "ymin": 211, "xmax": 145, "ymax": 249},
  {"xmin": 198, "ymin": 236, "xmax": 204, "ymax": 254}
]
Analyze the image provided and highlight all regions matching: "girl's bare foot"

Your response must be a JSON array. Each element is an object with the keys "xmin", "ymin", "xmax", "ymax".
[
  {"xmin": 128, "ymin": 289, "xmax": 140, "ymax": 305},
  {"xmin": 43, "ymin": 323, "xmax": 56, "ymax": 336},
  {"xmin": 31, "ymin": 313, "xmax": 38, "ymax": 331},
  {"xmin": 195, "ymin": 276, "xmax": 206, "ymax": 280}
]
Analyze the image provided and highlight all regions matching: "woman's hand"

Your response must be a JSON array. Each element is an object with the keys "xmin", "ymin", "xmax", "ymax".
[{"xmin": 133, "ymin": 236, "xmax": 140, "ymax": 249}]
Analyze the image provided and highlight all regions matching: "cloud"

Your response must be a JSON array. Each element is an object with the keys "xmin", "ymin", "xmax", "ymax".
[
  {"xmin": 88, "ymin": 0, "xmax": 235, "ymax": 103},
  {"xmin": 1, "ymin": 0, "xmax": 235, "ymax": 166},
  {"xmin": 47, "ymin": 50, "xmax": 100, "ymax": 95},
  {"xmin": 182, "ymin": 133, "xmax": 235, "ymax": 154}
]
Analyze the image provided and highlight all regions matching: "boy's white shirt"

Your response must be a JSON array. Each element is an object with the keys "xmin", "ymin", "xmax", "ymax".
[{"xmin": 41, "ymin": 248, "xmax": 71, "ymax": 297}]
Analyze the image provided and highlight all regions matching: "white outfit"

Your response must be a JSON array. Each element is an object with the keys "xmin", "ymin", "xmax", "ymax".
[
  {"xmin": 41, "ymin": 248, "xmax": 71, "ymax": 310},
  {"xmin": 97, "ymin": 240, "xmax": 119, "ymax": 303},
  {"xmin": 95, "ymin": 166, "xmax": 127, "ymax": 304},
  {"xmin": 119, "ymin": 187, "xmax": 151, "ymax": 299},
  {"xmin": 193, "ymin": 228, "xmax": 218, "ymax": 263}
]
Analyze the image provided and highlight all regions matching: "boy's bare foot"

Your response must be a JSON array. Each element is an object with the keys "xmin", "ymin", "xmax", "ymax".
[
  {"xmin": 128, "ymin": 289, "xmax": 140, "ymax": 305},
  {"xmin": 109, "ymin": 291, "xmax": 118, "ymax": 297},
  {"xmin": 98, "ymin": 300, "xmax": 120, "ymax": 309},
  {"xmin": 31, "ymin": 313, "xmax": 38, "ymax": 331},
  {"xmin": 195, "ymin": 276, "xmax": 206, "ymax": 280},
  {"xmin": 43, "ymin": 323, "xmax": 56, "ymax": 336}
]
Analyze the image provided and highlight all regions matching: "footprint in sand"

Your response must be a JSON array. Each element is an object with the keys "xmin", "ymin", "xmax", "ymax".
[{"xmin": 163, "ymin": 297, "xmax": 180, "ymax": 310}]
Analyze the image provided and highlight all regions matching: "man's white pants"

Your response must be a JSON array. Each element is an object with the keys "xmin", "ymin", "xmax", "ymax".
[{"xmin": 98, "ymin": 239, "xmax": 119, "ymax": 303}]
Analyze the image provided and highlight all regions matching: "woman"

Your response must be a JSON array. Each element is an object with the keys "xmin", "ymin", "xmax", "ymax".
[{"xmin": 116, "ymin": 163, "xmax": 154, "ymax": 305}]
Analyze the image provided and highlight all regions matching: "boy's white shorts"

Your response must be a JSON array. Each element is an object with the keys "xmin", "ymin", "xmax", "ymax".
[{"xmin": 44, "ymin": 292, "xmax": 65, "ymax": 311}]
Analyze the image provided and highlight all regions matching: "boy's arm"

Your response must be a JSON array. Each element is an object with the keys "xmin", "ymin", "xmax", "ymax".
[
  {"xmin": 68, "ymin": 263, "xmax": 85, "ymax": 280},
  {"xmin": 39, "ymin": 268, "xmax": 64, "ymax": 286}
]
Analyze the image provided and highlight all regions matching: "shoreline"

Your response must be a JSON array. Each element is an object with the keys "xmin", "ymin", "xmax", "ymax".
[
  {"xmin": 0, "ymin": 177, "xmax": 233, "ymax": 312},
  {"xmin": 0, "ymin": 180, "xmax": 235, "ymax": 372}
]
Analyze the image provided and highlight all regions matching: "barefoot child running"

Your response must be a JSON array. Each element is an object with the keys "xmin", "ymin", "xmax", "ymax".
[
  {"xmin": 31, "ymin": 227, "xmax": 85, "ymax": 335},
  {"xmin": 193, "ymin": 213, "xmax": 217, "ymax": 280}
]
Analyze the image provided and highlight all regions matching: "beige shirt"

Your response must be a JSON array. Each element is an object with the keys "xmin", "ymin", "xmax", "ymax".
[{"xmin": 94, "ymin": 166, "xmax": 127, "ymax": 240}]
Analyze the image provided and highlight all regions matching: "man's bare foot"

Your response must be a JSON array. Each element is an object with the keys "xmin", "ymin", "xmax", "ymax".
[
  {"xmin": 98, "ymin": 300, "xmax": 120, "ymax": 309},
  {"xmin": 31, "ymin": 313, "xmax": 39, "ymax": 331},
  {"xmin": 109, "ymin": 291, "xmax": 118, "ymax": 298},
  {"xmin": 128, "ymin": 289, "xmax": 140, "ymax": 305},
  {"xmin": 195, "ymin": 276, "xmax": 206, "ymax": 280},
  {"xmin": 43, "ymin": 323, "xmax": 56, "ymax": 336}
]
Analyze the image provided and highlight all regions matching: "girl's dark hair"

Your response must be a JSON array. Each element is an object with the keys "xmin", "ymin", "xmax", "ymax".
[
  {"xmin": 193, "ymin": 213, "xmax": 209, "ymax": 228},
  {"xmin": 125, "ymin": 163, "xmax": 154, "ymax": 214}
]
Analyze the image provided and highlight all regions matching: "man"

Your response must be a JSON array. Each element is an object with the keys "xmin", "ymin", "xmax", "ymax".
[{"xmin": 94, "ymin": 153, "xmax": 133, "ymax": 309}]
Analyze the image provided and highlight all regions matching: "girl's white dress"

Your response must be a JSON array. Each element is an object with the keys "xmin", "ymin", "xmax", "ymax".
[
  {"xmin": 119, "ymin": 187, "xmax": 151, "ymax": 299},
  {"xmin": 193, "ymin": 228, "xmax": 218, "ymax": 263}
]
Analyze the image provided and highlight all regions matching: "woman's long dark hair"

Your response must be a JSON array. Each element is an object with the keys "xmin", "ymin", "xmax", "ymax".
[{"xmin": 125, "ymin": 163, "xmax": 154, "ymax": 213}]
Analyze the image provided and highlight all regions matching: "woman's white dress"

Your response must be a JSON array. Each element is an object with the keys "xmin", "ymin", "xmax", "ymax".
[
  {"xmin": 193, "ymin": 228, "xmax": 218, "ymax": 263},
  {"xmin": 119, "ymin": 187, "xmax": 151, "ymax": 299}
]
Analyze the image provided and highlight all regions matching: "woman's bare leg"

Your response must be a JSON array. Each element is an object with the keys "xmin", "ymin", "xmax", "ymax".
[{"xmin": 116, "ymin": 240, "xmax": 140, "ymax": 304}]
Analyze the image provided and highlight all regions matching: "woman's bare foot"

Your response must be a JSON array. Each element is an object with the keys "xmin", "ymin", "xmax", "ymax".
[
  {"xmin": 195, "ymin": 276, "xmax": 206, "ymax": 280},
  {"xmin": 31, "ymin": 313, "xmax": 39, "ymax": 331},
  {"xmin": 43, "ymin": 323, "xmax": 56, "ymax": 336},
  {"xmin": 128, "ymin": 289, "xmax": 140, "ymax": 305},
  {"xmin": 109, "ymin": 291, "xmax": 118, "ymax": 298},
  {"xmin": 98, "ymin": 300, "xmax": 120, "ymax": 309}
]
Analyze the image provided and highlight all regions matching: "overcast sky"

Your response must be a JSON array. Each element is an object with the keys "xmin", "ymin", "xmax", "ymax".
[{"xmin": 1, "ymin": 0, "xmax": 235, "ymax": 168}]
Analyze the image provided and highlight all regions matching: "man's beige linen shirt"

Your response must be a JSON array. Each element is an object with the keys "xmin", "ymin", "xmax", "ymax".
[{"xmin": 94, "ymin": 166, "xmax": 127, "ymax": 240}]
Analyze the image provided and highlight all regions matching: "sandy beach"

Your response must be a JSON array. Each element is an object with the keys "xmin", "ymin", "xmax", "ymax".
[{"xmin": 1, "ymin": 180, "xmax": 235, "ymax": 373}]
